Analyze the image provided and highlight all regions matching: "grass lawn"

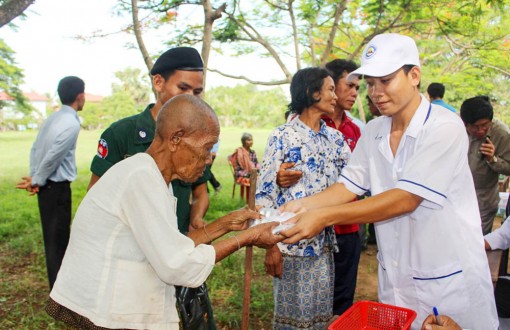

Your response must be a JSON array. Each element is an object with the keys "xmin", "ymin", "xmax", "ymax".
[
  {"xmin": 0, "ymin": 127, "xmax": 380, "ymax": 329},
  {"xmin": 0, "ymin": 127, "xmax": 276, "ymax": 329}
]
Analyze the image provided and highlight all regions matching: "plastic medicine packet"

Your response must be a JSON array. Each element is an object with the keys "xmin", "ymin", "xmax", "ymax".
[{"xmin": 253, "ymin": 207, "xmax": 296, "ymax": 234}]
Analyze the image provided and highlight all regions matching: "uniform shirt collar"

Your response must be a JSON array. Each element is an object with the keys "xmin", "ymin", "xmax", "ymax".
[
  {"xmin": 402, "ymin": 94, "xmax": 431, "ymax": 139},
  {"xmin": 134, "ymin": 104, "xmax": 156, "ymax": 144}
]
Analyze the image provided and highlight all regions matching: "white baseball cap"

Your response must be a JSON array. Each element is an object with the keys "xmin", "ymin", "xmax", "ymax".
[{"xmin": 347, "ymin": 33, "xmax": 420, "ymax": 81}]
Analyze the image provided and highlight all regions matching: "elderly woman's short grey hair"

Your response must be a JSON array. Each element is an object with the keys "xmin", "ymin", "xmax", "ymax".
[{"xmin": 241, "ymin": 132, "xmax": 253, "ymax": 145}]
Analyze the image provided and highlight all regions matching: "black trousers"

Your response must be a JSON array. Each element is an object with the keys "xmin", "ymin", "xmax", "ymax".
[
  {"xmin": 333, "ymin": 232, "xmax": 361, "ymax": 316},
  {"xmin": 37, "ymin": 180, "xmax": 72, "ymax": 289},
  {"xmin": 207, "ymin": 156, "xmax": 221, "ymax": 190}
]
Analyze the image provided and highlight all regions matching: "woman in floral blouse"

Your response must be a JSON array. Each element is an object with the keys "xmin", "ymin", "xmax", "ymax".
[{"xmin": 256, "ymin": 67, "xmax": 351, "ymax": 329}]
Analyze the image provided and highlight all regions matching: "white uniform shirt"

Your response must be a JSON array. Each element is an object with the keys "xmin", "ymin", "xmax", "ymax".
[
  {"xmin": 339, "ymin": 96, "xmax": 498, "ymax": 330},
  {"xmin": 50, "ymin": 153, "xmax": 215, "ymax": 330}
]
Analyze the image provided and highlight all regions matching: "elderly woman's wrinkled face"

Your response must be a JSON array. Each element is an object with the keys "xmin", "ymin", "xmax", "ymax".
[
  {"xmin": 175, "ymin": 131, "xmax": 218, "ymax": 182},
  {"xmin": 243, "ymin": 138, "xmax": 253, "ymax": 149}
]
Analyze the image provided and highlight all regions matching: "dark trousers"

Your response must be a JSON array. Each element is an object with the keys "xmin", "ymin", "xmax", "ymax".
[
  {"xmin": 208, "ymin": 156, "xmax": 221, "ymax": 190},
  {"xmin": 333, "ymin": 232, "xmax": 361, "ymax": 316},
  {"xmin": 37, "ymin": 180, "xmax": 72, "ymax": 289},
  {"xmin": 208, "ymin": 173, "xmax": 221, "ymax": 190}
]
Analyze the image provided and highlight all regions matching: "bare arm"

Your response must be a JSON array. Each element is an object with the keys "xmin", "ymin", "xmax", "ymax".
[
  {"xmin": 281, "ymin": 182, "xmax": 358, "ymax": 213},
  {"xmin": 87, "ymin": 173, "xmax": 101, "ymax": 191},
  {"xmin": 213, "ymin": 222, "xmax": 283, "ymax": 262},
  {"xmin": 187, "ymin": 207, "xmax": 259, "ymax": 245},
  {"xmin": 189, "ymin": 182, "xmax": 209, "ymax": 231},
  {"xmin": 281, "ymin": 188, "xmax": 423, "ymax": 244}
]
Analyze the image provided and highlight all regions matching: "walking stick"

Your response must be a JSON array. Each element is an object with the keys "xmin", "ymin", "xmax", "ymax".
[{"xmin": 241, "ymin": 168, "xmax": 258, "ymax": 330}]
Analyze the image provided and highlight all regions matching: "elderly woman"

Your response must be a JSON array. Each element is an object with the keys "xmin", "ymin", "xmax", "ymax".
[
  {"xmin": 233, "ymin": 132, "xmax": 260, "ymax": 186},
  {"xmin": 256, "ymin": 67, "xmax": 351, "ymax": 329},
  {"xmin": 46, "ymin": 95, "xmax": 281, "ymax": 330}
]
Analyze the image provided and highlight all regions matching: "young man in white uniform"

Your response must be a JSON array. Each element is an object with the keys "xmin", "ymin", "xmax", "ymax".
[{"xmin": 279, "ymin": 33, "xmax": 498, "ymax": 330}]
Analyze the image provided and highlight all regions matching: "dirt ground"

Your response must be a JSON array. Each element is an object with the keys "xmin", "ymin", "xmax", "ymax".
[{"xmin": 354, "ymin": 244, "xmax": 379, "ymax": 302}]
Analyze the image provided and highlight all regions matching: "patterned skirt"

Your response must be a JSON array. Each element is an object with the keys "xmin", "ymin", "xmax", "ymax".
[{"xmin": 273, "ymin": 247, "xmax": 334, "ymax": 330}]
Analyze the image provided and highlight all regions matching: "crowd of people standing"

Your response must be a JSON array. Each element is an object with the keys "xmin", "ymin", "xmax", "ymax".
[{"xmin": 15, "ymin": 32, "xmax": 510, "ymax": 330}]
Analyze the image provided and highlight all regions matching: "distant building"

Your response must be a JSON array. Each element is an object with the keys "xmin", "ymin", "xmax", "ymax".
[{"xmin": 1, "ymin": 92, "xmax": 103, "ymax": 130}]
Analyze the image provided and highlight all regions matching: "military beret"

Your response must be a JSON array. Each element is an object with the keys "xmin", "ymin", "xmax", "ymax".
[{"xmin": 150, "ymin": 47, "xmax": 204, "ymax": 75}]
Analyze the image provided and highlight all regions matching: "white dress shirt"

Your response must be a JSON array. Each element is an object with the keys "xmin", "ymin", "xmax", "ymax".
[{"xmin": 30, "ymin": 105, "xmax": 80, "ymax": 186}]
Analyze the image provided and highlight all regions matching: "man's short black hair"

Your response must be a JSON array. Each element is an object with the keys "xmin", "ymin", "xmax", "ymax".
[
  {"xmin": 57, "ymin": 76, "xmax": 85, "ymax": 105},
  {"xmin": 427, "ymin": 83, "xmax": 445, "ymax": 99},
  {"xmin": 460, "ymin": 96, "xmax": 494, "ymax": 124},
  {"xmin": 325, "ymin": 59, "xmax": 358, "ymax": 84},
  {"xmin": 288, "ymin": 67, "xmax": 331, "ymax": 115}
]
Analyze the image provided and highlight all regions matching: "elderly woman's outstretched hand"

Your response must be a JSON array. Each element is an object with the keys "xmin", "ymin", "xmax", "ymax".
[
  {"xmin": 246, "ymin": 222, "xmax": 284, "ymax": 249},
  {"xmin": 224, "ymin": 206, "xmax": 262, "ymax": 231}
]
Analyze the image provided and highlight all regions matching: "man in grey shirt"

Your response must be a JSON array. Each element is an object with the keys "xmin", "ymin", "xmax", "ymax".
[
  {"xmin": 16, "ymin": 76, "xmax": 85, "ymax": 289},
  {"xmin": 461, "ymin": 96, "xmax": 510, "ymax": 235}
]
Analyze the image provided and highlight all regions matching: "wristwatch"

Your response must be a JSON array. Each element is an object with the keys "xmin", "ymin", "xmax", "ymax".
[{"xmin": 489, "ymin": 155, "xmax": 498, "ymax": 164}]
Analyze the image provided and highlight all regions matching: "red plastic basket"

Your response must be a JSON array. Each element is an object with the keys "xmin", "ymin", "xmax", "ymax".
[{"xmin": 328, "ymin": 301, "xmax": 417, "ymax": 330}]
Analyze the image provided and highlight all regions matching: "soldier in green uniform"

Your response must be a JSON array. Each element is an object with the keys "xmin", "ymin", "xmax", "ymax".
[{"xmin": 88, "ymin": 47, "xmax": 211, "ymax": 234}]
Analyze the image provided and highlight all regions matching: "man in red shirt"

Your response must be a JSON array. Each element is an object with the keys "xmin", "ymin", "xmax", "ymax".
[{"xmin": 274, "ymin": 59, "xmax": 363, "ymax": 316}]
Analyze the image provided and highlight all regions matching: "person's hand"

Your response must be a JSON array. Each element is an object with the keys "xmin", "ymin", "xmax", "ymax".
[
  {"xmin": 279, "ymin": 199, "xmax": 307, "ymax": 214},
  {"xmin": 15, "ymin": 176, "xmax": 39, "ymax": 196},
  {"xmin": 264, "ymin": 245, "xmax": 283, "ymax": 278},
  {"xmin": 248, "ymin": 222, "xmax": 284, "ymax": 249},
  {"xmin": 276, "ymin": 162, "xmax": 303, "ymax": 188},
  {"xmin": 480, "ymin": 136, "xmax": 496, "ymax": 161},
  {"xmin": 421, "ymin": 314, "xmax": 462, "ymax": 330},
  {"xmin": 279, "ymin": 210, "xmax": 325, "ymax": 244},
  {"xmin": 225, "ymin": 206, "xmax": 261, "ymax": 231},
  {"xmin": 189, "ymin": 217, "xmax": 207, "ymax": 232}
]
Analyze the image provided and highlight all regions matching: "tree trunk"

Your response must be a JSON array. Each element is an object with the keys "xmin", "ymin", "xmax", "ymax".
[
  {"xmin": 201, "ymin": 1, "xmax": 226, "ymax": 90},
  {"xmin": 131, "ymin": 0, "xmax": 153, "ymax": 72},
  {"xmin": 130, "ymin": 0, "xmax": 155, "ymax": 97},
  {"xmin": 0, "ymin": 0, "xmax": 35, "ymax": 28}
]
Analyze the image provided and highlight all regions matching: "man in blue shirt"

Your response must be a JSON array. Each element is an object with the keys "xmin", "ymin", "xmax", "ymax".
[
  {"xmin": 16, "ymin": 76, "xmax": 85, "ymax": 289},
  {"xmin": 427, "ymin": 82, "xmax": 457, "ymax": 113}
]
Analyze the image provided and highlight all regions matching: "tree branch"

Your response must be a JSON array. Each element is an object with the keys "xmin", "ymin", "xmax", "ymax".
[
  {"xmin": 0, "ymin": 0, "xmax": 35, "ymax": 28},
  {"xmin": 131, "ymin": 0, "xmax": 154, "ymax": 72},
  {"xmin": 319, "ymin": 0, "xmax": 348, "ymax": 65},
  {"xmin": 208, "ymin": 67, "xmax": 290, "ymax": 85},
  {"xmin": 201, "ymin": 1, "xmax": 227, "ymax": 88},
  {"xmin": 479, "ymin": 63, "xmax": 510, "ymax": 77},
  {"xmin": 224, "ymin": 11, "xmax": 293, "ymax": 80}
]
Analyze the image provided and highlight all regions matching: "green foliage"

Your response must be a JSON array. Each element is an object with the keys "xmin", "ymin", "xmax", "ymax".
[
  {"xmin": 111, "ymin": 67, "xmax": 151, "ymax": 106},
  {"xmin": 205, "ymin": 84, "xmax": 289, "ymax": 128},
  {"xmin": 0, "ymin": 38, "xmax": 30, "ymax": 114},
  {"xmin": 80, "ymin": 67, "xmax": 151, "ymax": 130},
  {"xmin": 80, "ymin": 91, "xmax": 140, "ymax": 130}
]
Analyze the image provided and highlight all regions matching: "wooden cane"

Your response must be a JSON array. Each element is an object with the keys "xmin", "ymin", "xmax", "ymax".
[{"xmin": 241, "ymin": 169, "xmax": 258, "ymax": 330}]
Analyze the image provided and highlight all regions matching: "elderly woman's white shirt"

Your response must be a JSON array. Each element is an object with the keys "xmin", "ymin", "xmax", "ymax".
[{"xmin": 50, "ymin": 153, "xmax": 215, "ymax": 329}]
